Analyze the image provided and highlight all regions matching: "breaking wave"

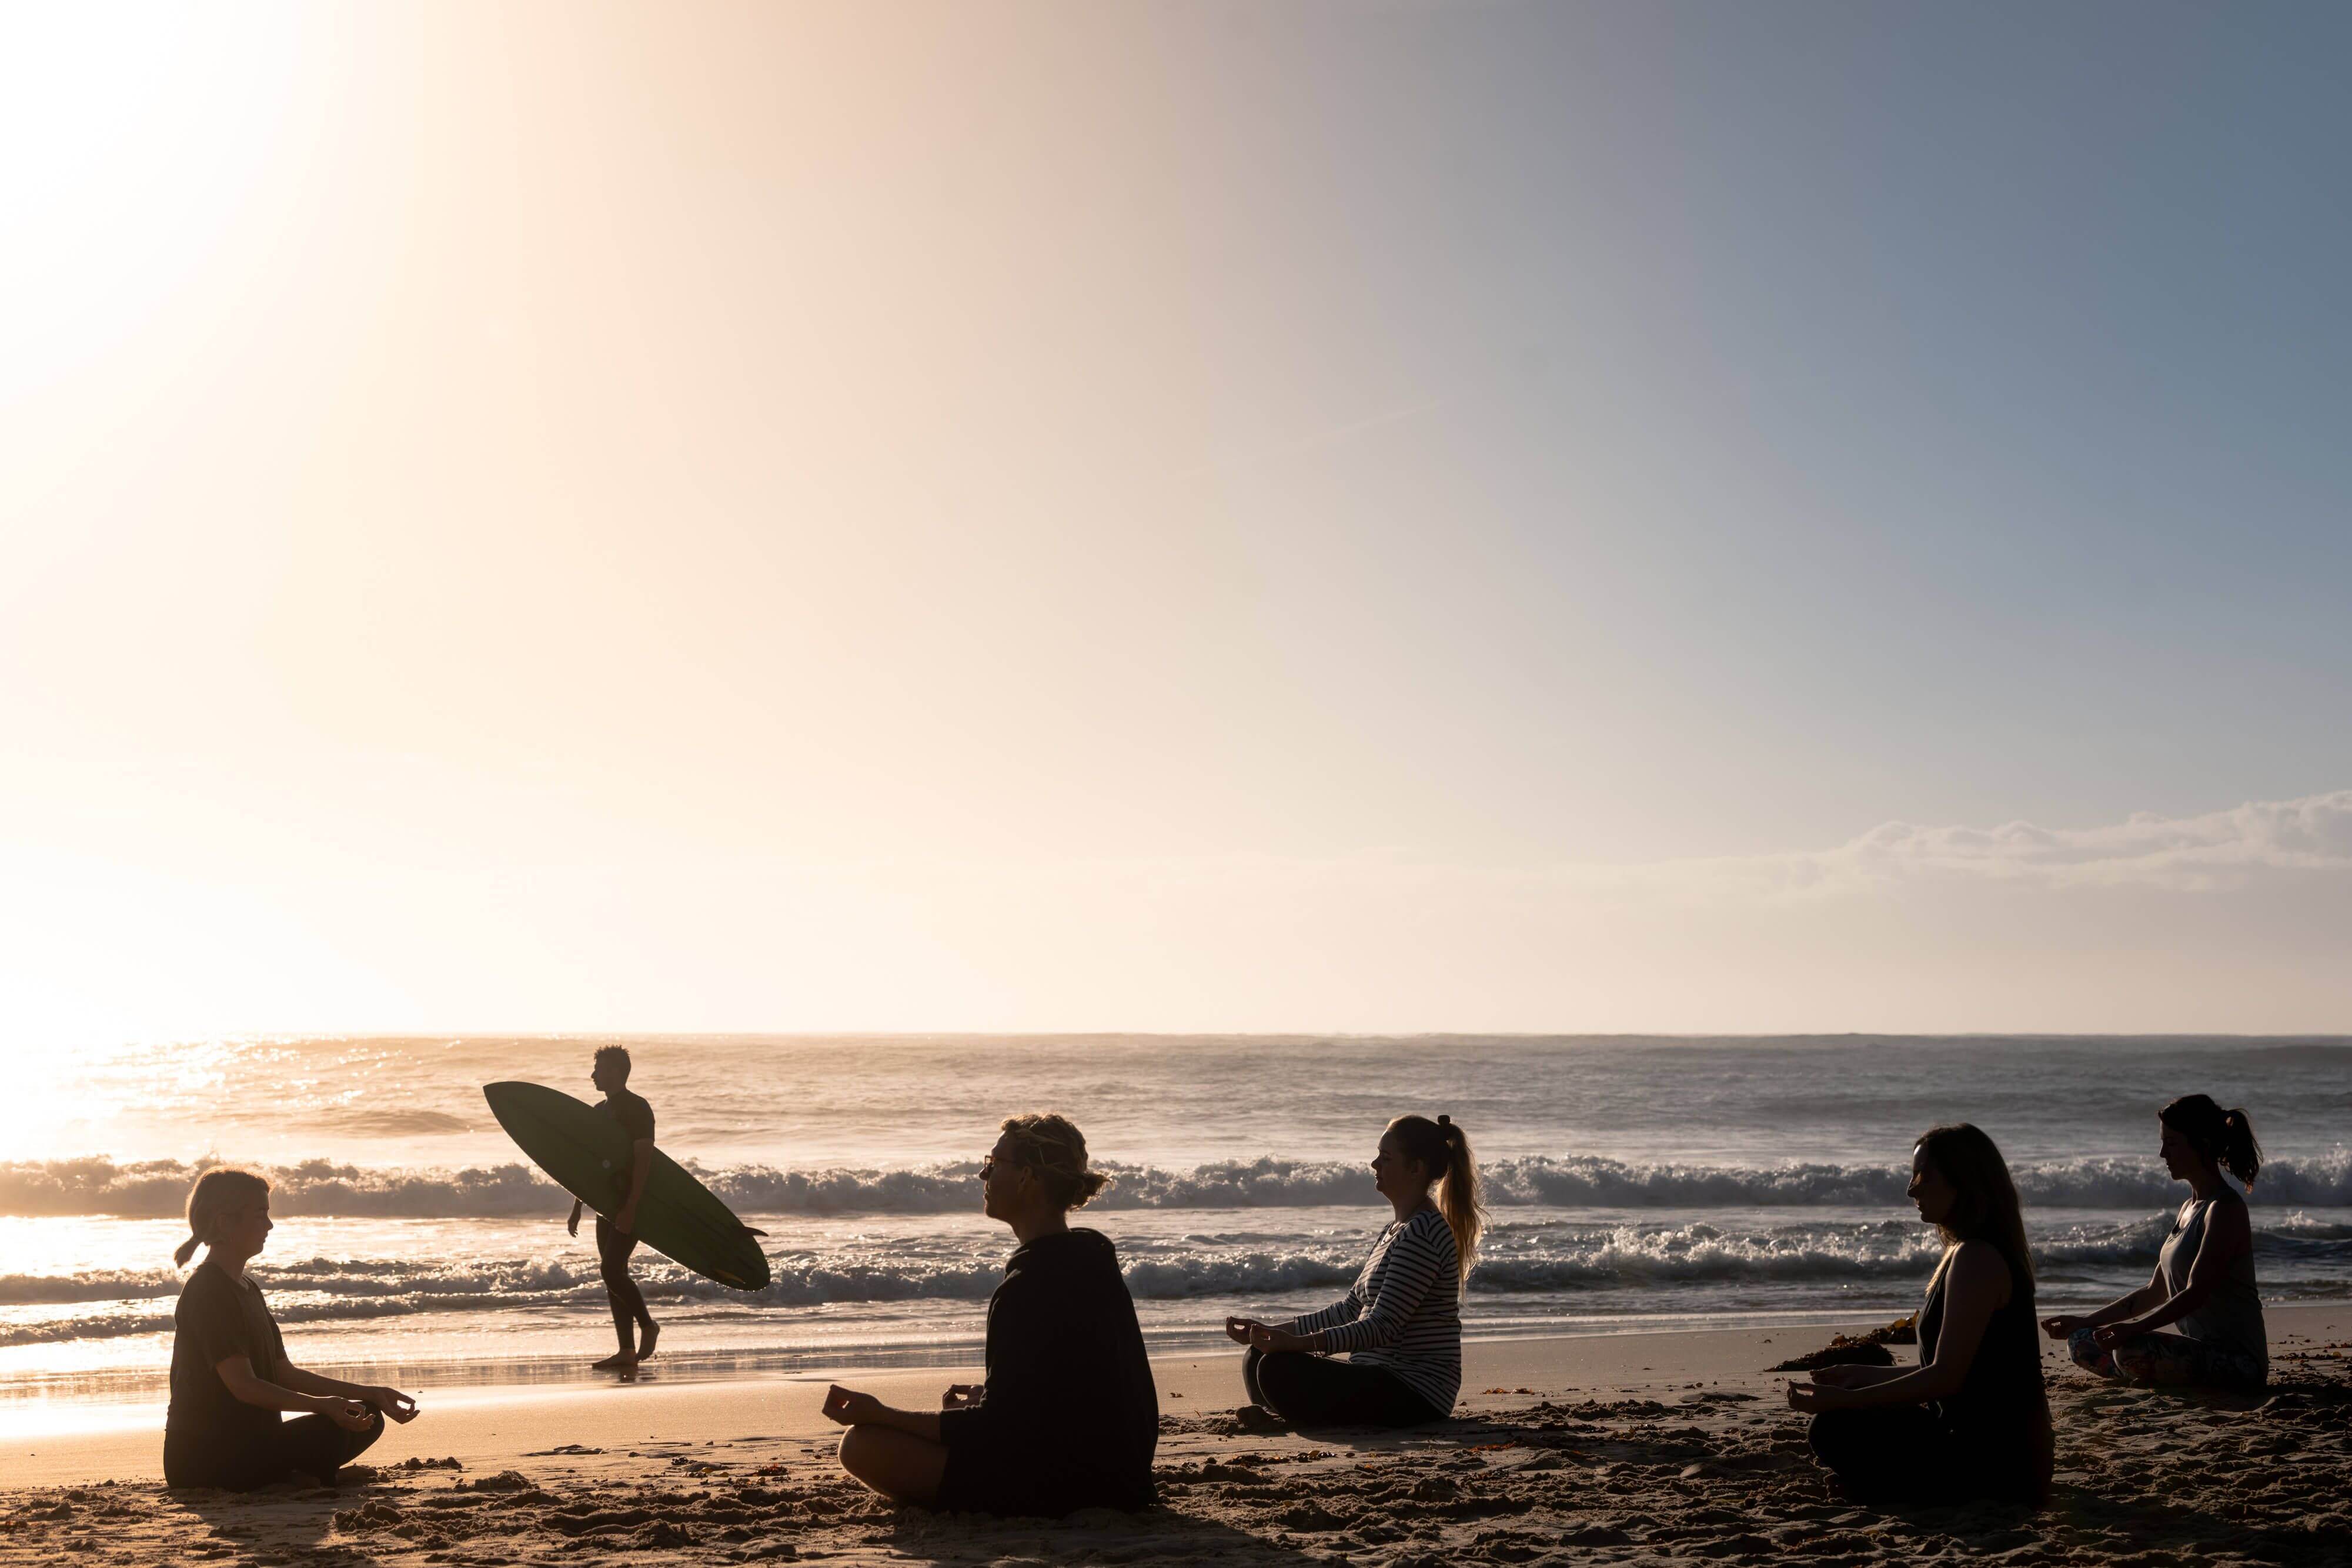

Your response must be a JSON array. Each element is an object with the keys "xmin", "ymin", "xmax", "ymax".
[
  {"xmin": 6, "ymin": 1211, "xmax": 2347, "ymax": 1348},
  {"xmin": 8, "ymin": 1151, "xmax": 2349, "ymax": 1219}
]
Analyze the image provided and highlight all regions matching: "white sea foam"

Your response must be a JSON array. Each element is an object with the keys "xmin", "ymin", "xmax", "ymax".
[
  {"xmin": 9, "ymin": 1151, "xmax": 2348, "ymax": 1219},
  {"xmin": 5, "ymin": 1208, "xmax": 2345, "ymax": 1349}
]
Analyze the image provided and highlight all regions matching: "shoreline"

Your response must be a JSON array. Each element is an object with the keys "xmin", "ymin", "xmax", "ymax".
[{"xmin": 0, "ymin": 1303, "xmax": 1932, "ymax": 1410}]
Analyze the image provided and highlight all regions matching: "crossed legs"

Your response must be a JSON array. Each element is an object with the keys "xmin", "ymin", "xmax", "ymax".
[
  {"xmin": 837, "ymin": 1424, "xmax": 947, "ymax": 1506},
  {"xmin": 2067, "ymin": 1325, "xmax": 2263, "ymax": 1390},
  {"xmin": 1242, "ymin": 1346, "xmax": 1441, "ymax": 1428}
]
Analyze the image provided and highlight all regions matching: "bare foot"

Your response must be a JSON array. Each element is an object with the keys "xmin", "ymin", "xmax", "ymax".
[
  {"xmin": 592, "ymin": 1351, "xmax": 638, "ymax": 1372},
  {"xmin": 637, "ymin": 1322, "xmax": 660, "ymax": 1361}
]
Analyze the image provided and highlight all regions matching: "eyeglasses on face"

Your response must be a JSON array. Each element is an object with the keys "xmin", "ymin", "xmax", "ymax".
[{"xmin": 980, "ymin": 1155, "xmax": 1024, "ymax": 1182}]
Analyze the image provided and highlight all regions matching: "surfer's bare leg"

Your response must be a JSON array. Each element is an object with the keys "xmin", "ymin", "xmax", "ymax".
[
  {"xmin": 594, "ymin": 1215, "xmax": 654, "ymax": 1365},
  {"xmin": 637, "ymin": 1319, "xmax": 660, "ymax": 1360}
]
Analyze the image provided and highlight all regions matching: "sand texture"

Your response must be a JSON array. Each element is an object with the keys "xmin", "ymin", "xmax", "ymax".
[{"xmin": 5, "ymin": 1330, "xmax": 2347, "ymax": 1567}]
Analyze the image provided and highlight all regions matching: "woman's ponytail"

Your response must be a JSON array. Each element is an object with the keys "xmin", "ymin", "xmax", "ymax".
[
  {"xmin": 1388, "ymin": 1115, "xmax": 1488, "ymax": 1286},
  {"xmin": 175, "ymin": 1168, "xmax": 270, "ymax": 1268},
  {"xmin": 2161, "ymin": 1095, "xmax": 2264, "ymax": 1190},
  {"xmin": 2219, "ymin": 1108, "xmax": 2263, "ymax": 1189},
  {"xmin": 1435, "ymin": 1116, "xmax": 1485, "ymax": 1281}
]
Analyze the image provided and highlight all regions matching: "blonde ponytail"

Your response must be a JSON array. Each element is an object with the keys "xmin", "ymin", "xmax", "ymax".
[
  {"xmin": 176, "ymin": 1168, "xmax": 270, "ymax": 1268},
  {"xmin": 1388, "ymin": 1115, "xmax": 1488, "ymax": 1286}
]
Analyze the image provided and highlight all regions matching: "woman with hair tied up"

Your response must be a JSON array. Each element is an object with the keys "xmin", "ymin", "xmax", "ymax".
[
  {"xmin": 1790, "ymin": 1124, "xmax": 2053, "ymax": 1506},
  {"xmin": 164, "ymin": 1169, "xmax": 420, "ymax": 1490},
  {"xmin": 2044, "ymin": 1094, "xmax": 2269, "ymax": 1390},
  {"xmin": 1224, "ymin": 1114, "xmax": 1484, "ymax": 1428},
  {"xmin": 822, "ymin": 1113, "xmax": 1159, "ymax": 1515}
]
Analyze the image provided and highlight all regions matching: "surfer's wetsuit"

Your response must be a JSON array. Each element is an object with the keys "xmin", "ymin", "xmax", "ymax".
[
  {"xmin": 598, "ymin": 1087, "xmax": 657, "ymax": 1350},
  {"xmin": 934, "ymin": 1228, "xmax": 1159, "ymax": 1514}
]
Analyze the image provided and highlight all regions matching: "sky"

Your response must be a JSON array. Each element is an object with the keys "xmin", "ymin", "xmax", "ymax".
[{"xmin": 3, "ymin": 1, "xmax": 2348, "ymax": 1042}]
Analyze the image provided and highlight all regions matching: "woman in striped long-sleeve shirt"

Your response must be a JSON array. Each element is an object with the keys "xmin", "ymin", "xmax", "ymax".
[{"xmin": 1224, "ymin": 1114, "xmax": 1484, "ymax": 1427}]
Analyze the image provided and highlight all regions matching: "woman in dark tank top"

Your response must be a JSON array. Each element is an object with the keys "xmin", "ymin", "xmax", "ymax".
[{"xmin": 1788, "ymin": 1124, "xmax": 2052, "ymax": 1506}]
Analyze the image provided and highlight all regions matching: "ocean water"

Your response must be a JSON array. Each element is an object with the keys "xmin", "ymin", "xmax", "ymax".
[{"xmin": 4, "ymin": 1035, "xmax": 2348, "ymax": 1402}]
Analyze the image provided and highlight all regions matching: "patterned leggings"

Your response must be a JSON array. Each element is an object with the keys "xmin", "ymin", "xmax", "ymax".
[{"xmin": 2068, "ymin": 1325, "xmax": 2264, "ymax": 1391}]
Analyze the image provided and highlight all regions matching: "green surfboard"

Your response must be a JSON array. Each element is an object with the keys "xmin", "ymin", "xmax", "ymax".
[{"xmin": 483, "ymin": 1081, "xmax": 771, "ymax": 1291}]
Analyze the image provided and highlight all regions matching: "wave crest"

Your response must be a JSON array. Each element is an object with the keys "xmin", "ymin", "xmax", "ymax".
[
  {"xmin": 5, "ymin": 1150, "xmax": 2348, "ymax": 1219},
  {"xmin": 4, "ymin": 1209, "xmax": 2347, "ymax": 1348}
]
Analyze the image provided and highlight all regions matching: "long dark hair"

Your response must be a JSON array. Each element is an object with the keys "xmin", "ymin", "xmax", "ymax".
[
  {"xmin": 1916, "ymin": 1123, "xmax": 2033, "ymax": 1289},
  {"xmin": 1388, "ymin": 1114, "xmax": 1486, "ymax": 1283},
  {"xmin": 2161, "ymin": 1094, "xmax": 2263, "ymax": 1188}
]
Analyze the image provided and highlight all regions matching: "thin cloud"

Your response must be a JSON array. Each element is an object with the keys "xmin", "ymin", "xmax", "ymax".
[
  {"xmin": 1516, "ymin": 789, "xmax": 2352, "ymax": 901},
  {"xmin": 1814, "ymin": 790, "xmax": 2352, "ymax": 892}
]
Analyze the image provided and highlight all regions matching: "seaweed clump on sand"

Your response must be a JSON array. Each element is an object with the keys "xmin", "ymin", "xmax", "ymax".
[{"xmin": 1768, "ymin": 1315, "xmax": 1917, "ymax": 1372}]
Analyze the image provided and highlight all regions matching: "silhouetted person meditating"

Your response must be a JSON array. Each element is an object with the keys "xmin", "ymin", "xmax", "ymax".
[
  {"xmin": 567, "ymin": 1045, "xmax": 660, "ymax": 1371},
  {"xmin": 1224, "ymin": 1114, "xmax": 1483, "ymax": 1428},
  {"xmin": 2044, "ymin": 1094, "xmax": 2268, "ymax": 1390},
  {"xmin": 164, "ymin": 1169, "xmax": 419, "ymax": 1490},
  {"xmin": 821, "ymin": 1113, "xmax": 1159, "ymax": 1514},
  {"xmin": 1789, "ymin": 1124, "xmax": 2052, "ymax": 1506}
]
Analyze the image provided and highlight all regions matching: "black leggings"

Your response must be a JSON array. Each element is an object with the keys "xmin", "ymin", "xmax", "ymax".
[
  {"xmin": 1808, "ymin": 1406, "xmax": 2040, "ymax": 1506},
  {"xmin": 1244, "ymin": 1347, "xmax": 1441, "ymax": 1429},
  {"xmin": 165, "ymin": 1409, "xmax": 385, "ymax": 1491},
  {"xmin": 597, "ymin": 1215, "xmax": 654, "ymax": 1349}
]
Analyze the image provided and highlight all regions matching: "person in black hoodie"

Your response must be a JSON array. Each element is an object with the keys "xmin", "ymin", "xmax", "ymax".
[{"xmin": 822, "ymin": 1112, "xmax": 1158, "ymax": 1514}]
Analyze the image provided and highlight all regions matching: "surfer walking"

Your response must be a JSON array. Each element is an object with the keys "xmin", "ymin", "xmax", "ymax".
[{"xmin": 568, "ymin": 1045, "xmax": 662, "ymax": 1371}]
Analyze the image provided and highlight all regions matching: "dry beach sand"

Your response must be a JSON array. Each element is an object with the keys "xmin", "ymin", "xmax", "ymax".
[{"xmin": 5, "ymin": 1306, "xmax": 2348, "ymax": 1567}]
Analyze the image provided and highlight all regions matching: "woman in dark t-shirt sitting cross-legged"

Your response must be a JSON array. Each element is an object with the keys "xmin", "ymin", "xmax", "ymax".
[{"xmin": 164, "ymin": 1169, "xmax": 420, "ymax": 1490}]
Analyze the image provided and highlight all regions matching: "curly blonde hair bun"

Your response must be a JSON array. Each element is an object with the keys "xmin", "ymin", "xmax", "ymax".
[{"xmin": 998, "ymin": 1112, "xmax": 1111, "ymax": 1210}]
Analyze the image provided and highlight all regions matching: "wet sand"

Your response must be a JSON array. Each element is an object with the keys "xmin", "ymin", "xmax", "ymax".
[{"xmin": 5, "ymin": 1306, "xmax": 2347, "ymax": 1566}]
